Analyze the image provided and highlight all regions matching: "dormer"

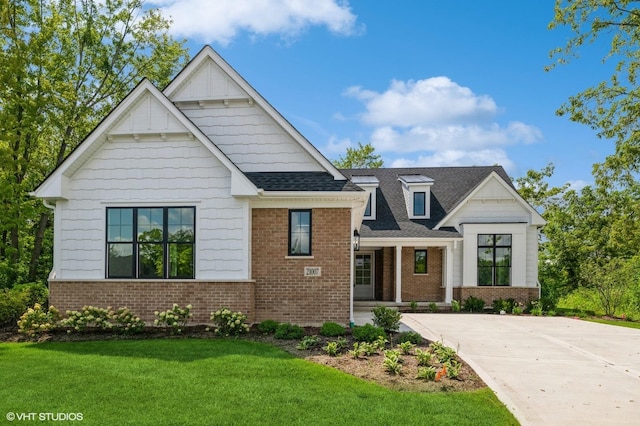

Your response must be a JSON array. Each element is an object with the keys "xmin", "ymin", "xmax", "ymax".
[
  {"xmin": 352, "ymin": 176, "xmax": 379, "ymax": 220},
  {"xmin": 399, "ymin": 175, "xmax": 434, "ymax": 219}
]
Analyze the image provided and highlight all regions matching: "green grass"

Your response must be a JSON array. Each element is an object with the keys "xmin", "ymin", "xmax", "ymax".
[
  {"xmin": 584, "ymin": 317, "xmax": 640, "ymax": 330},
  {"xmin": 0, "ymin": 339, "xmax": 518, "ymax": 425}
]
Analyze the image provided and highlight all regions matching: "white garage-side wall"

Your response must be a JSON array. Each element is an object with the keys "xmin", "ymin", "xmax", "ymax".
[{"xmin": 57, "ymin": 136, "xmax": 248, "ymax": 280}]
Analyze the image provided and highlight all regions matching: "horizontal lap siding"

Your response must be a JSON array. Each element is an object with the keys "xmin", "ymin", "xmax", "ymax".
[
  {"xmin": 49, "ymin": 281, "xmax": 256, "ymax": 324},
  {"xmin": 251, "ymin": 208, "xmax": 351, "ymax": 326},
  {"xmin": 59, "ymin": 137, "xmax": 247, "ymax": 279}
]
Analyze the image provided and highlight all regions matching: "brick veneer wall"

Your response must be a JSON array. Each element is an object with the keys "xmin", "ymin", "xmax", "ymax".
[
  {"xmin": 381, "ymin": 247, "xmax": 395, "ymax": 301},
  {"xmin": 400, "ymin": 247, "xmax": 444, "ymax": 302},
  {"xmin": 251, "ymin": 208, "xmax": 351, "ymax": 326},
  {"xmin": 452, "ymin": 287, "xmax": 540, "ymax": 306},
  {"xmin": 49, "ymin": 280, "xmax": 256, "ymax": 324}
]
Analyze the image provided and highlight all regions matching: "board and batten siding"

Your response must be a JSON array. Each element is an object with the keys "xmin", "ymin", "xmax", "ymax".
[{"xmin": 57, "ymin": 136, "xmax": 248, "ymax": 280}]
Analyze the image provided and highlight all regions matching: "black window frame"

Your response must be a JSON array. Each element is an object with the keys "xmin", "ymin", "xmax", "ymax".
[
  {"xmin": 288, "ymin": 209, "xmax": 312, "ymax": 256},
  {"xmin": 106, "ymin": 206, "xmax": 195, "ymax": 279},
  {"xmin": 414, "ymin": 249, "xmax": 428, "ymax": 274},
  {"xmin": 477, "ymin": 234, "xmax": 511, "ymax": 286},
  {"xmin": 364, "ymin": 193, "xmax": 372, "ymax": 217},
  {"xmin": 413, "ymin": 191, "xmax": 426, "ymax": 216}
]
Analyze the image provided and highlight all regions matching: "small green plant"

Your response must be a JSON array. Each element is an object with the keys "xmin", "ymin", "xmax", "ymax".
[
  {"xmin": 383, "ymin": 350, "xmax": 403, "ymax": 375},
  {"xmin": 395, "ymin": 331, "xmax": 423, "ymax": 345},
  {"xmin": 430, "ymin": 341, "xmax": 457, "ymax": 364},
  {"xmin": 348, "ymin": 342, "xmax": 367, "ymax": 359},
  {"xmin": 154, "ymin": 304, "xmax": 192, "ymax": 334},
  {"xmin": 360, "ymin": 342, "xmax": 379, "ymax": 356},
  {"xmin": 444, "ymin": 360, "xmax": 462, "ymax": 379},
  {"xmin": 529, "ymin": 300, "xmax": 543, "ymax": 316},
  {"xmin": 451, "ymin": 299, "xmax": 461, "ymax": 312},
  {"xmin": 352, "ymin": 323, "xmax": 386, "ymax": 342},
  {"xmin": 274, "ymin": 323, "xmax": 305, "ymax": 340},
  {"xmin": 547, "ymin": 310, "xmax": 556, "ymax": 317},
  {"xmin": 429, "ymin": 302, "xmax": 438, "ymax": 313},
  {"xmin": 512, "ymin": 304, "xmax": 524, "ymax": 315},
  {"xmin": 373, "ymin": 335, "xmax": 388, "ymax": 351},
  {"xmin": 17, "ymin": 303, "xmax": 61, "ymax": 336},
  {"xmin": 210, "ymin": 307, "xmax": 250, "ymax": 336},
  {"xmin": 371, "ymin": 305, "xmax": 402, "ymax": 333},
  {"xmin": 297, "ymin": 335, "xmax": 321, "ymax": 350},
  {"xmin": 397, "ymin": 340, "xmax": 415, "ymax": 355},
  {"xmin": 320, "ymin": 321, "xmax": 346, "ymax": 337},
  {"xmin": 463, "ymin": 296, "xmax": 485, "ymax": 312},
  {"xmin": 323, "ymin": 341, "xmax": 340, "ymax": 357},
  {"xmin": 416, "ymin": 366, "xmax": 437, "ymax": 381},
  {"xmin": 409, "ymin": 301, "xmax": 419, "ymax": 313},
  {"xmin": 257, "ymin": 319, "xmax": 279, "ymax": 334},
  {"xmin": 415, "ymin": 348, "xmax": 433, "ymax": 366}
]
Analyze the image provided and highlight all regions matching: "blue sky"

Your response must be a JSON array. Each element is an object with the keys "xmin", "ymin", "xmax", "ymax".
[{"xmin": 151, "ymin": 0, "xmax": 616, "ymax": 188}]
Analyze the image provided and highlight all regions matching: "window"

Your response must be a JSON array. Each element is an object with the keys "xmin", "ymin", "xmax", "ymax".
[
  {"xmin": 413, "ymin": 192, "xmax": 426, "ymax": 216},
  {"xmin": 364, "ymin": 193, "xmax": 372, "ymax": 217},
  {"xmin": 415, "ymin": 249, "xmax": 427, "ymax": 274},
  {"xmin": 106, "ymin": 207, "xmax": 195, "ymax": 279},
  {"xmin": 289, "ymin": 210, "xmax": 311, "ymax": 256},
  {"xmin": 477, "ymin": 234, "xmax": 511, "ymax": 286}
]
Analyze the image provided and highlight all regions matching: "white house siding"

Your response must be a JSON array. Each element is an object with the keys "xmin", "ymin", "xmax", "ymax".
[
  {"xmin": 526, "ymin": 226, "xmax": 540, "ymax": 285},
  {"xmin": 451, "ymin": 242, "xmax": 463, "ymax": 288},
  {"xmin": 180, "ymin": 104, "xmax": 325, "ymax": 173},
  {"xmin": 58, "ymin": 136, "xmax": 248, "ymax": 280}
]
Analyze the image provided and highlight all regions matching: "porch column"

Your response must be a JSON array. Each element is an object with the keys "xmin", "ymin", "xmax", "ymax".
[
  {"xmin": 444, "ymin": 242, "xmax": 454, "ymax": 303},
  {"xmin": 395, "ymin": 244, "xmax": 402, "ymax": 303}
]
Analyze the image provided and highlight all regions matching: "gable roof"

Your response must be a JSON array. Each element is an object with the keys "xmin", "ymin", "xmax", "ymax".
[
  {"xmin": 32, "ymin": 79, "xmax": 258, "ymax": 200},
  {"xmin": 164, "ymin": 45, "xmax": 346, "ymax": 180},
  {"xmin": 245, "ymin": 172, "xmax": 362, "ymax": 192},
  {"xmin": 341, "ymin": 166, "xmax": 539, "ymax": 239}
]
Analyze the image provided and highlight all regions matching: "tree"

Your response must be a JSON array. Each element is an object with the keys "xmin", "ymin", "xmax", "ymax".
[
  {"xmin": 0, "ymin": 0, "xmax": 189, "ymax": 287},
  {"xmin": 548, "ymin": 0, "xmax": 640, "ymax": 181},
  {"xmin": 332, "ymin": 142, "xmax": 383, "ymax": 169}
]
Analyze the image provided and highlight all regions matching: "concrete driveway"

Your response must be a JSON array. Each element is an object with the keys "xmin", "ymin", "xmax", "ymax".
[{"xmin": 401, "ymin": 314, "xmax": 640, "ymax": 426}]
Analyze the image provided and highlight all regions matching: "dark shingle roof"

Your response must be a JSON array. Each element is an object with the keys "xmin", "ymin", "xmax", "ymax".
[
  {"xmin": 341, "ymin": 166, "xmax": 513, "ymax": 239},
  {"xmin": 245, "ymin": 172, "xmax": 362, "ymax": 192}
]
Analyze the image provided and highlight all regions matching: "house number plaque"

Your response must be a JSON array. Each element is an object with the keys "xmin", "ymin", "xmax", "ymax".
[{"xmin": 304, "ymin": 267, "xmax": 321, "ymax": 277}]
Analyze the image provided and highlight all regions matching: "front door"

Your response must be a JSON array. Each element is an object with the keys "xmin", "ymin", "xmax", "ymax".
[{"xmin": 354, "ymin": 253, "xmax": 374, "ymax": 300}]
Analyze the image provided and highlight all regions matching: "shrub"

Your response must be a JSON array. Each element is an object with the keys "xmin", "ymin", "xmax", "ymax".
[
  {"xmin": 416, "ymin": 366, "xmax": 437, "ymax": 381},
  {"xmin": 17, "ymin": 303, "xmax": 61, "ymax": 336},
  {"xmin": 12, "ymin": 283, "xmax": 48, "ymax": 308},
  {"xmin": 463, "ymin": 296, "xmax": 485, "ymax": 312},
  {"xmin": 372, "ymin": 306, "xmax": 402, "ymax": 333},
  {"xmin": 397, "ymin": 341, "xmax": 415, "ymax": 355},
  {"xmin": 529, "ymin": 300, "xmax": 543, "ymax": 316},
  {"xmin": 444, "ymin": 360, "xmax": 462, "ymax": 379},
  {"xmin": 0, "ymin": 289, "xmax": 27, "ymax": 327},
  {"xmin": 297, "ymin": 335, "xmax": 321, "ymax": 350},
  {"xmin": 430, "ymin": 341, "xmax": 457, "ymax": 364},
  {"xmin": 352, "ymin": 323, "xmax": 386, "ymax": 342},
  {"xmin": 61, "ymin": 306, "xmax": 115, "ymax": 332},
  {"xmin": 210, "ymin": 307, "xmax": 250, "ymax": 337},
  {"xmin": 415, "ymin": 348, "xmax": 433, "ymax": 366},
  {"xmin": 492, "ymin": 298, "xmax": 516, "ymax": 313},
  {"xmin": 257, "ymin": 319, "xmax": 279, "ymax": 334},
  {"xmin": 348, "ymin": 342, "xmax": 366, "ymax": 359},
  {"xmin": 428, "ymin": 302, "xmax": 438, "ymax": 313},
  {"xmin": 319, "ymin": 321, "xmax": 346, "ymax": 337},
  {"xmin": 360, "ymin": 341, "xmax": 379, "ymax": 356},
  {"xmin": 383, "ymin": 350, "xmax": 403, "ymax": 375},
  {"xmin": 274, "ymin": 323, "xmax": 305, "ymax": 340},
  {"xmin": 111, "ymin": 307, "xmax": 145, "ymax": 334},
  {"xmin": 409, "ymin": 301, "xmax": 419, "ymax": 313},
  {"xmin": 395, "ymin": 331, "xmax": 423, "ymax": 345},
  {"xmin": 451, "ymin": 299, "xmax": 461, "ymax": 312},
  {"xmin": 323, "ymin": 341, "xmax": 340, "ymax": 356},
  {"xmin": 154, "ymin": 304, "xmax": 192, "ymax": 334}
]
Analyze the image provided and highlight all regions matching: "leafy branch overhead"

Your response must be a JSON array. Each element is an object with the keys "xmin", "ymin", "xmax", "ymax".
[{"xmin": 332, "ymin": 142, "xmax": 383, "ymax": 169}]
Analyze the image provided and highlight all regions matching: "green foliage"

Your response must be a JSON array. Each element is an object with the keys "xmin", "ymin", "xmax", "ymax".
[
  {"xmin": 111, "ymin": 307, "xmax": 145, "ymax": 334},
  {"xmin": 529, "ymin": 300, "xmax": 543, "ymax": 316},
  {"xmin": 382, "ymin": 350, "xmax": 403, "ymax": 375},
  {"xmin": 348, "ymin": 342, "xmax": 367, "ymax": 359},
  {"xmin": 416, "ymin": 366, "xmax": 437, "ymax": 381},
  {"xmin": 257, "ymin": 320, "xmax": 280, "ymax": 334},
  {"xmin": 492, "ymin": 298, "xmax": 516, "ymax": 313},
  {"xmin": 463, "ymin": 296, "xmax": 485, "ymax": 313},
  {"xmin": 17, "ymin": 303, "xmax": 61, "ymax": 336},
  {"xmin": 0, "ymin": 284, "xmax": 49, "ymax": 327},
  {"xmin": 352, "ymin": 323, "xmax": 386, "ymax": 342},
  {"xmin": 154, "ymin": 304, "xmax": 192, "ymax": 334},
  {"xmin": 409, "ymin": 301, "xmax": 419, "ymax": 312},
  {"xmin": 415, "ymin": 348, "xmax": 433, "ymax": 366},
  {"xmin": 0, "ymin": 0, "xmax": 189, "ymax": 288},
  {"xmin": 274, "ymin": 323, "xmax": 305, "ymax": 340},
  {"xmin": 332, "ymin": 142, "xmax": 383, "ymax": 169},
  {"xmin": 444, "ymin": 360, "xmax": 462, "ymax": 380},
  {"xmin": 297, "ymin": 335, "xmax": 321, "ymax": 350},
  {"xmin": 61, "ymin": 306, "xmax": 114, "ymax": 331},
  {"xmin": 428, "ymin": 302, "xmax": 438, "ymax": 313},
  {"xmin": 323, "ymin": 341, "xmax": 341, "ymax": 357},
  {"xmin": 430, "ymin": 341, "xmax": 457, "ymax": 364},
  {"xmin": 451, "ymin": 299, "xmax": 461, "ymax": 312},
  {"xmin": 320, "ymin": 321, "xmax": 346, "ymax": 337},
  {"xmin": 371, "ymin": 305, "xmax": 402, "ymax": 333},
  {"xmin": 397, "ymin": 341, "xmax": 415, "ymax": 355},
  {"xmin": 210, "ymin": 307, "xmax": 250, "ymax": 337},
  {"xmin": 395, "ymin": 331, "xmax": 423, "ymax": 345}
]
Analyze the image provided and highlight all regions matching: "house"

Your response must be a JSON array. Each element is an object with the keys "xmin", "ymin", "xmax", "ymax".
[{"xmin": 32, "ymin": 46, "xmax": 545, "ymax": 326}]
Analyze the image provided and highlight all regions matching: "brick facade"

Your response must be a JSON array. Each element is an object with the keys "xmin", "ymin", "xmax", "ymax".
[
  {"xmin": 453, "ymin": 287, "xmax": 539, "ymax": 306},
  {"xmin": 400, "ymin": 247, "xmax": 443, "ymax": 302},
  {"xmin": 49, "ymin": 280, "xmax": 256, "ymax": 324},
  {"xmin": 252, "ymin": 208, "xmax": 351, "ymax": 326}
]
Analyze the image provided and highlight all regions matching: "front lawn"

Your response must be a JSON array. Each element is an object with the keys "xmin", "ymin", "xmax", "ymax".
[{"xmin": 0, "ymin": 339, "xmax": 517, "ymax": 425}]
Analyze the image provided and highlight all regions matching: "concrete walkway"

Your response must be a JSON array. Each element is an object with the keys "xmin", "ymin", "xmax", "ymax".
[{"xmin": 401, "ymin": 314, "xmax": 640, "ymax": 426}]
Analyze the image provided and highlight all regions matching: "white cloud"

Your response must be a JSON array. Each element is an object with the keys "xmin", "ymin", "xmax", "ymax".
[
  {"xmin": 324, "ymin": 136, "xmax": 353, "ymax": 154},
  {"xmin": 343, "ymin": 77, "xmax": 542, "ymax": 169},
  {"xmin": 151, "ymin": 0, "xmax": 361, "ymax": 45}
]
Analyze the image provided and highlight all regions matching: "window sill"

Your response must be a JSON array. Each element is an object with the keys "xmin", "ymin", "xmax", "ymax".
[{"xmin": 285, "ymin": 256, "xmax": 314, "ymax": 259}]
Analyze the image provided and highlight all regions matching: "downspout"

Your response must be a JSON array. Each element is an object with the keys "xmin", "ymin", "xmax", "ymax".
[{"xmin": 42, "ymin": 200, "xmax": 57, "ymax": 280}]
